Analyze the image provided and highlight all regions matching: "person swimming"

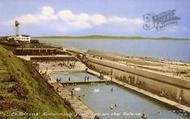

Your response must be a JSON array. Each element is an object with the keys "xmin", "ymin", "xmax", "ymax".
[
  {"xmin": 109, "ymin": 105, "xmax": 114, "ymax": 110},
  {"xmin": 140, "ymin": 113, "xmax": 147, "ymax": 119},
  {"xmin": 114, "ymin": 104, "xmax": 117, "ymax": 108},
  {"xmin": 111, "ymin": 88, "xmax": 113, "ymax": 92}
]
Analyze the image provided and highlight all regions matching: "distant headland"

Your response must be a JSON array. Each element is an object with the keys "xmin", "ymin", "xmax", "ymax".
[{"xmin": 35, "ymin": 35, "xmax": 190, "ymax": 40}]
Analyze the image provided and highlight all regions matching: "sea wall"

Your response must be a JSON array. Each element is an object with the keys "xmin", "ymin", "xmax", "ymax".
[{"xmin": 85, "ymin": 57, "xmax": 190, "ymax": 107}]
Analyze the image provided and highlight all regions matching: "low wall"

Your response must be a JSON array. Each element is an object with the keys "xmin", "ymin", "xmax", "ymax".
[
  {"xmin": 14, "ymin": 48, "xmax": 69, "ymax": 55},
  {"xmin": 31, "ymin": 56, "xmax": 77, "ymax": 62},
  {"xmin": 85, "ymin": 57, "xmax": 190, "ymax": 107}
]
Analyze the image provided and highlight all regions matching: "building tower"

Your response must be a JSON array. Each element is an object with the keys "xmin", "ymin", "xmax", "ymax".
[{"xmin": 15, "ymin": 20, "xmax": 20, "ymax": 36}]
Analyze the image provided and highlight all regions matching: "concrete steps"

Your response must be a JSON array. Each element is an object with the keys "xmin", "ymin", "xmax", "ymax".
[{"xmin": 50, "ymin": 82, "xmax": 96, "ymax": 119}]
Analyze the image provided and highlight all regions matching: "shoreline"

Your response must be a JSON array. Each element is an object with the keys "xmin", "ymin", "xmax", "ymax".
[
  {"xmin": 33, "ymin": 35, "xmax": 190, "ymax": 41},
  {"xmin": 36, "ymin": 39, "xmax": 190, "ymax": 63}
]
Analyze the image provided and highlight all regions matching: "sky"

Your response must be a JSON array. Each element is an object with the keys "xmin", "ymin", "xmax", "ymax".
[{"xmin": 0, "ymin": 0, "xmax": 190, "ymax": 38}]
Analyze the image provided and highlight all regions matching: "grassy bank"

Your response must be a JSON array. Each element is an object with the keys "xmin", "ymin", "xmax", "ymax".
[
  {"xmin": 35, "ymin": 35, "xmax": 190, "ymax": 40},
  {"xmin": 0, "ymin": 45, "xmax": 74, "ymax": 119}
]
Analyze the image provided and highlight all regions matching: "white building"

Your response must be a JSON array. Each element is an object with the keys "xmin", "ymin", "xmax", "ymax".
[
  {"xmin": 0, "ymin": 20, "xmax": 32, "ymax": 42},
  {"xmin": 5, "ymin": 20, "xmax": 31, "ymax": 42},
  {"xmin": 7, "ymin": 35, "xmax": 31, "ymax": 42}
]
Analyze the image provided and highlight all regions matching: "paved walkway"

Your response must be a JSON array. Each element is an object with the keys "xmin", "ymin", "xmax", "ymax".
[
  {"xmin": 38, "ymin": 61, "xmax": 87, "ymax": 74},
  {"xmin": 61, "ymin": 80, "xmax": 111, "ymax": 84},
  {"xmin": 50, "ymin": 82, "xmax": 96, "ymax": 119}
]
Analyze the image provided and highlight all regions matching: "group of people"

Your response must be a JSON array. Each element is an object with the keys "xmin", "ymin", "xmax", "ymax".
[
  {"xmin": 109, "ymin": 104, "xmax": 118, "ymax": 110},
  {"xmin": 58, "ymin": 61, "xmax": 76, "ymax": 69},
  {"xmin": 159, "ymin": 90, "xmax": 168, "ymax": 97},
  {"xmin": 56, "ymin": 78, "xmax": 61, "ymax": 82},
  {"xmin": 84, "ymin": 76, "xmax": 90, "ymax": 81},
  {"xmin": 77, "ymin": 94, "xmax": 86, "ymax": 100},
  {"xmin": 67, "ymin": 75, "xmax": 90, "ymax": 82},
  {"xmin": 70, "ymin": 88, "xmax": 86, "ymax": 100}
]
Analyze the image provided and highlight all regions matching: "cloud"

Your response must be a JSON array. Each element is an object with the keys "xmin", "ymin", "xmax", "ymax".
[
  {"xmin": 16, "ymin": 6, "xmax": 57, "ymax": 24},
  {"xmin": 3, "ymin": 5, "xmax": 144, "ymax": 33},
  {"xmin": 57, "ymin": 10, "xmax": 107, "ymax": 29},
  {"xmin": 108, "ymin": 16, "xmax": 143, "ymax": 26}
]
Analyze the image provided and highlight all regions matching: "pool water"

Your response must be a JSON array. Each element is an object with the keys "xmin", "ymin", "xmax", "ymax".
[
  {"xmin": 51, "ymin": 72, "xmax": 190, "ymax": 119},
  {"xmin": 66, "ymin": 83, "xmax": 189, "ymax": 119}
]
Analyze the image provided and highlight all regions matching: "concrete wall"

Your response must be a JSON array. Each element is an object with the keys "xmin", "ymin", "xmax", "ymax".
[
  {"xmin": 15, "ymin": 48, "xmax": 69, "ymax": 55},
  {"xmin": 85, "ymin": 57, "xmax": 190, "ymax": 106},
  {"xmin": 30, "ymin": 56, "xmax": 77, "ymax": 62}
]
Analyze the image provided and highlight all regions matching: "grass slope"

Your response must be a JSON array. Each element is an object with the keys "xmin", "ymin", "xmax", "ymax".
[{"xmin": 0, "ymin": 45, "xmax": 74, "ymax": 119}]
